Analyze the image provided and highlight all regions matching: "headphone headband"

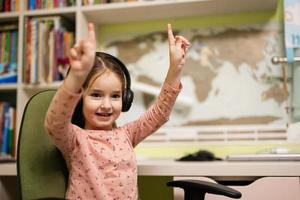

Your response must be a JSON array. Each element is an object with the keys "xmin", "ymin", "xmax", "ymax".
[{"xmin": 95, "ymin": 52, "xmax": 131, "ymax": 89}]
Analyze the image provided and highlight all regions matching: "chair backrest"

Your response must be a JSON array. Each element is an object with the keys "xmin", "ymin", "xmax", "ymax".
[{"xmin": 17, "ymin": 90, "xmax": 68, "ymax": 200}]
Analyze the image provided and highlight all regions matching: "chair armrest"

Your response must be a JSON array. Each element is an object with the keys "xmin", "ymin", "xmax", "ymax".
[{"xmin": 167, "ymin": 179, "xmax": 242, "ymax": 199}]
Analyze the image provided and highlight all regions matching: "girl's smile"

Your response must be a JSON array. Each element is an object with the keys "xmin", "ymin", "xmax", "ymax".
[{"xmin": 95, "ymin": 111, "xmax": 113, "ymax": 121}]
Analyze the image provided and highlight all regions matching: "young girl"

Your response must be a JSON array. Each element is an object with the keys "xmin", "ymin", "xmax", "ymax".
[{"xmin": 45, "ymin": 23, "xmax": 190, "ymax": 200}]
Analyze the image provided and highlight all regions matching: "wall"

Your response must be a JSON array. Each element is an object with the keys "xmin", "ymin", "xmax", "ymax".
[
  {"xmin": 98, "ymin": 2, "xmax": 289, "ymax": 127},
  {"xmin": 94, "ymin": 1, "xmax": 300, "ymax": 161}
]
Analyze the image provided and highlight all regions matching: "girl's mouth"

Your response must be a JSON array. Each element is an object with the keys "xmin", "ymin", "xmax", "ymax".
[{"xmin": 96, "ymin": 113, "xmax": 112, "ymax": 117}]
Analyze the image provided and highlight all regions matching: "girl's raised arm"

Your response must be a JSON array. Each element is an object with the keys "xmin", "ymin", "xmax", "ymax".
[
  {"xmin": 165, "ymin": 23, "xmax": 190, "ymax": 88},
  {"xmin": 64, "ymin": 23, "xmax": 97, "ymax": 93}
]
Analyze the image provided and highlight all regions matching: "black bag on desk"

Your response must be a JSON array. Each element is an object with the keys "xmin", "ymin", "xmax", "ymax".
[{"xmin": 177, "ymin": 150, "xmax": 222, "ymax": 161}]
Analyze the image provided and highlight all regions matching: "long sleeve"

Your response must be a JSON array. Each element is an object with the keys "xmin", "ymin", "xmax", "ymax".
[
  {"xmin": 123, "ymin": 82, "xmax": 181, "ymax": 147},
  {"xmin": 44, "ymin": 84, "xmax": 83, "ymax": 158}
]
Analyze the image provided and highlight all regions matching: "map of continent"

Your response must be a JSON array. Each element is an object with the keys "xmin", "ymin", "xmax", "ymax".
[{"xmin": 104, "ymin": 24, "xmax": 289, "ymax": 126}]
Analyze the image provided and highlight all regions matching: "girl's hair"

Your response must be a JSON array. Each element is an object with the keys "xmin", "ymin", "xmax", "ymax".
[{"xmin": 71, "ymin": 53, "xmax": 126, "ymax": 128}]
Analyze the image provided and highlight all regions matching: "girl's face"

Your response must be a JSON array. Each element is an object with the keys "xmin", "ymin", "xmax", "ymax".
[{"xmin": 83, "ymin": 70, "xmax": 123, "ymax": 130}]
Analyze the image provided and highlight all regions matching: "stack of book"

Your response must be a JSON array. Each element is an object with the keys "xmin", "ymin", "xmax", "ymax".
[
  {"xmin": 24, "ymin": 16, "xmax": 75, "ymax": 84},
  {"xmin": 0, "ymin": 0, "xmax": 19, "ymax": 12},
  {"xmin": 26, "ymin": 0, "xmax": 76, "ymax": 10},
  {"xmin": 0, "ymin": 101, "xmax": 16, "ymax": 160},
  {"xmin": 0, "ymin": 24, "xmax": 18, "ymax": 84}
]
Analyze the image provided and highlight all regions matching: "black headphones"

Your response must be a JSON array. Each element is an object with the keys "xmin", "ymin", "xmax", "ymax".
[{"xmin": 95, "ymin": 52, "xmax": 134, "ymax": 112}]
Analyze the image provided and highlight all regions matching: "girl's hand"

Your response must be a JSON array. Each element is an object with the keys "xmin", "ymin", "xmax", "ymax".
[
  {"xmin": 69, "ymin": 23, "xmax": 96, "ymax": 79},
  {"xmin": 166, "ymin": 24, "xmax": 190, "ymax": 87},
  {"xmin": 168, "ymin": 23, "xmax": 190, "ymax": 71}
]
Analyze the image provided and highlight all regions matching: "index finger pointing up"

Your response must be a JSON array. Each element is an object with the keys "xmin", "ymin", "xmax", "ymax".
[
  {"xmin": 167, "ymin": 23, "xmax": 175, "ymax": 46},
  {"xmin": 88, "ymin": 23, "xmax": 96, "ymax": 41}
]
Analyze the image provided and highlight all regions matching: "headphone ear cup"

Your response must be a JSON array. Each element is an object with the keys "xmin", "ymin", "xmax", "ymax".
[{"xmin": 122, "ymin": 89, "xmax": 134, "ymax": 112}]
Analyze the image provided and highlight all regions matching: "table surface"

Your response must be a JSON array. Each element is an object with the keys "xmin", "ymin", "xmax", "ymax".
[
  {"xmin": 2, "ymin": 159, "xmax": 300, "ymax": 181},
  {"xmin": 137, "ymin": 159, "xmax": 300, "ymax": 180}
]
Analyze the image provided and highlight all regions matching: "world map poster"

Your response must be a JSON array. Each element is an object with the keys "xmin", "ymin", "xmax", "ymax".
[{"xmin": 103, "ymin": 23, "xmax": 289, "ymax": 127}]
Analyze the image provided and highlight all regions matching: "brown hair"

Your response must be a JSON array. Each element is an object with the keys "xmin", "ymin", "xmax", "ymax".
[{"xmin": 83, "ymin": 55, "xmax": 126, "ymax": 92}]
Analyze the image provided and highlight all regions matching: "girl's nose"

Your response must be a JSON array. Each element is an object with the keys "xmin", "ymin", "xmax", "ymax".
[{"xmin": 100, "ymin": 97, "xmax": 112, "ymax": 110}]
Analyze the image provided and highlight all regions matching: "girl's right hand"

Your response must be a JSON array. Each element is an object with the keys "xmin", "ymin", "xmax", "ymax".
[
  {"xmin": 165, "ymin": 24, "xmax": 190, "ymax": 87},
  {"xmin": 69, "ymin": 23, "xmax": 96, "ymax": 79}
]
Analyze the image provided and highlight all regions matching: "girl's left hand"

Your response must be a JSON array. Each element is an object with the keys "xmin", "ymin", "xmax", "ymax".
[{"xmin": 167, "ymin": 24, "xmax": 190, "ymax": 71}]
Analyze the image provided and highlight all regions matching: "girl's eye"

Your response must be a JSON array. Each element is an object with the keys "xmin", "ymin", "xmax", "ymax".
[
  {"xmin": 91, "ymin": 93, "xmax": 102, "ymax": 98},
  {"xmin": 112, "ymin": 94, "xmax": 121, "ymax": 100}
]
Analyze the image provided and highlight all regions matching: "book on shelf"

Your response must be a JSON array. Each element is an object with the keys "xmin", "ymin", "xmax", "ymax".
[
  {"xmin": 0, "ymin": 101, "xmax": 16, "ymax": 160},
  {"xmin": 0, "ymin": 25, "xmax": 18, "ymax": 63},
  {"xmin": 24, "ymin": 16, "xmax": 75, "ymax": 84},
  {"xmin": 0, "ymin": 24, "xmax": 18, "ymax": 32},
  {"xmin": 0, "ymin": 0, "xmax": 19, "ymax": 12},
  {"xmin": 0, "ymin": 63, "xmax": 17, "ymax": 83},
  {"xmin": 26, "ymin": 0, "xmax": 76, "ymax": 10},
  {"xmin": 0, "ymin": 102, "xmax": 3, "ymax": 151},
  {"xmin": 82, "ymin": 0, "xmax": 126, "ymax": 5},
  {"xmin": 82, "ymin": 0, "xmax": 171, "ymax": 5},
  {"xmin": 1, "ymin": 103, "xmax": 10, "ymax": 154},
  {"xmin": 0, "ymin": 24, "xmax": 18, "ymax": 84}
]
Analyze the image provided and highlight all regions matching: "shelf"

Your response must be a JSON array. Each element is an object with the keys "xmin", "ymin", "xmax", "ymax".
[
  {"xmin": 22, "ymin": 82, "xmax": 62, "ymax": 91},
  {"xmin": 0, "ymin": 163, "xmax": 16, "ymax": 176},
  {"xmin": 0, "ymin": 12, "xmax": 19, "ymax": 22},
  {"xmin": 24, "ymin": 6, "xmax": 77, "ymax": 18},
  {"xmin": 0, "ymin": 83, "xmax": 18, "ymax": 91},
  {"xmin": 81, "ymin": 0, "xmax": 278, "ymax": 24}
]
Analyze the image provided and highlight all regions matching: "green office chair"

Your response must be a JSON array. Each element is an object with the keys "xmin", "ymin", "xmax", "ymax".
[
  {"xmin": 17, "ymin": 90, "xmax": 68, "ymax": 200},
  {"xmin": 17, "ymin": 90, "xmax": 241, "ymax": 200}
]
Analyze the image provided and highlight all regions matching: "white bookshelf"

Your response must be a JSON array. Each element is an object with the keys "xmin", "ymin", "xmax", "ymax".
[{"xmin": 0, "ymin": 0, "xmax": 279, "ymax": 199}]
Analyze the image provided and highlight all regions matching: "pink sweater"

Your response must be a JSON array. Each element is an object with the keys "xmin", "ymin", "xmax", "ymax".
[{"xmin": 44, "ymin": 82, "xmax": 180, "ymax": 200}]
